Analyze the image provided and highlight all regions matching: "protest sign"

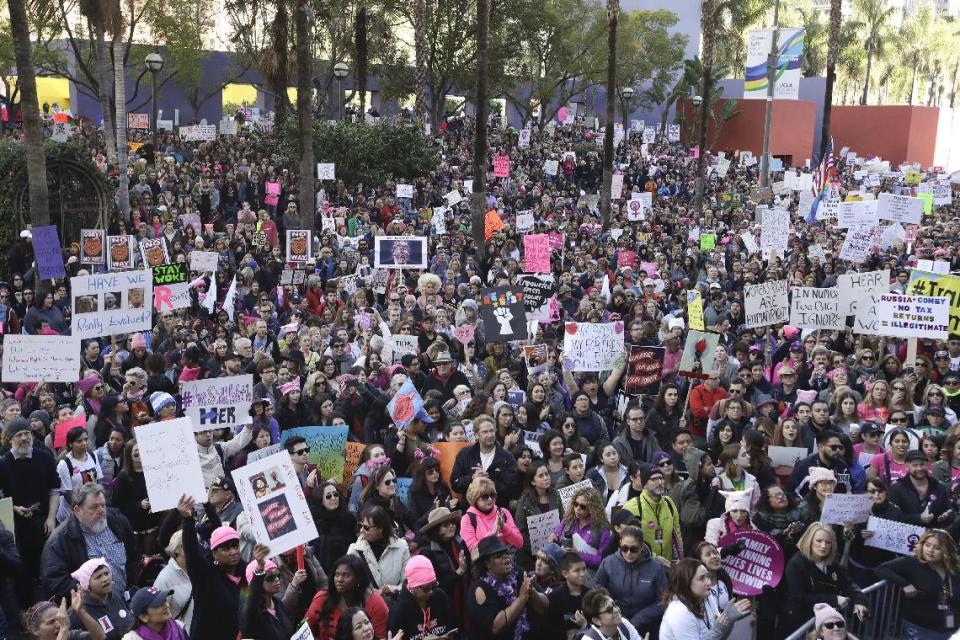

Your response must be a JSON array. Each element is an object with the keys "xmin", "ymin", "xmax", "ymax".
[
  {"xmin": 232, "ymin": 450, "xmax": 319, "ymax": 556},
  {"xmin": 436, "ymin": 441, "xmax": 472, "ymax": 497},
  {"xmin": 390, "ymin": 335, "xmax": 419, "ymax": 364},
  {"xmin": 516, "ymin": 211, "xmax": 535, "ymax": 233},
  {"xmin": 677, "ymin": 330, "xmax": 720, "ymax": 379},
  {"xmin": 700, "ymin": 233, "xmax": 716, "ymax": 250},
  {"xmin": 766, "ymin": 446, "xmax": 807, "ymax": 469},
  {"xmin": 743, "ymin": 281, "xmax": 789, "ymax": 328},
  {"xmin": 374, "ymin": 236, "xmax": 428, "ymax": 269},
  {"xmin": 626, "ymin": 195, "xmax": 646, "ymax": 221},
  {"xmin": 837, "ymin": 270, "xmax": 889, "ymax": 317},
  {"xmin": 71, "ymin": 270, "xmax": 153, "ymax": 339},
  {"xmin": 625, "ymin": 346, "xmax": 664, "ymax": 396},
  {"xmin": 286, "ymin": 230, "xmax": 313, "ymax": 263},
  {"xmin": 106, "ymin": 235, "xmax": 136, "ymax": 270},
  {"xmin": 519, "ymin": 275, "xmax": 555, "ymax": 320},
  {"xmin": 480, "ymin": 288, "xmax": 528, "ymax": 341},
  {"xmin": 518, "ymin": 129, "xmax": 531, "ymax": 148},
  {"xmin": 291, "ymin": 621, "xmax": 313, "ymax": 640},
  {"xmin": 54, "ymin": 414, "xmax": 87, "ymax": 449},
  {"xmin": 789, "ymin": 287, "xmax": 846, "ymax": 330},
  {"xmin": 760, "ymin": 209, "xmax": 789, "ymax": 252},
  {"xmin": 820, "ymin": 493, "xmax": 874, "ymax": 525},
  {"xmin": 31, "ymin": 225, "xmax": 65, "ymax": 279},
  {"xmin": 444, "ymin": 190, "xmax": 463, "ymax": 206},
  {"xmin": 668, "ymin": 124, "xmax": 681, "ymax": 141},
  {"xmin": 248, "ymin": 444, "xmax": 283, "ymax": 463},
  {"xmin": 493, "ymin": 155, "xmax": 510, "ymax": 178},
  {"xmin": 139, "ymin": 237, "xmax": 169, "ymax": 267},
  {"xmin": 190, "ymin": 251, "xmax": 219, "ymax": 272},
  {"xmin": 558, "ymin": 480, "xmax": 594, "ymax": 512},
  {"xmin": 527, "ymin": 509, "xmax": 560, "ymax": 554},
  {"xmin": 853, "ymin": 293, "xmax": 883, "ymax": 335},
  {"xmin": 1, "ymin": 335, "xmax": 81, "ymax": 383},
  {"xmin": 316, "ymin": 163, "xmax": 335, "ymax": 180},
  {"xmin": 836, "ymin": 201, "xmax": 877, "ymax": 229},
  {"xmin": 180, "ymin": 374, "xmax": 254, "ymax": 432},
  {"xmin": 396, "ymin": 184, "xmax": 414, "ymax": 199},
  {"xmin": 152, "ymin": 262, "xmax": 188, "ymax": 286},
  {"xmin": 127, "ymin": 113, "xmax": 149, "ymax": 128},
  {"xmin": 687, "ymin": 291, "xmax": 705, "ymax": 331},
  {"xmin": 394, "ymin": 477, "xmax": 413, "ymax": 507},
  {"xmin": 453, "ymin": 323, "xmax": 475, "ymax": 346},
  {"xmin": 154, "ymin": 281, "xmax": 191, "ymax": 312},
  {"xmin": 80, "ymin": 229, "xmax": 105, "ymax": 265},
  {"xmin": 544, "ymin": 159, "xmax": 559, "ymax": 176},
  {"xmin": 878, "ymin": 193, "xmax": 924, "ymax": 225},
  {"xmin": 718, "ymin": 530, "xmax": 784, "ymax": 596},
  {"xmin": 343, "ymin": 442, "xmax": 366, "ymax": 490},
  {"xmin": 137, "ymin": 418, "xmax": 207, "ymax": 510},
  {"xmin": 908, "ymin": 270, "xmax": 960, "ymax": 334},
  {"xmin": 839, "ymin": 225, "xmax": 879, "ymax": 263},
  {"xmin": 388, "ymin": 378, "xmax": 427, "ymax": 430},
  {"xmin": 281, "ymin": 426, "xmax": 349, "ymax": 483},
  {"xmin": 863, "ymin": 516, "xmax": 926, "ymax": 555},
  {"xmin": 563, "ymin": 322, "xmax": 624, "ymax": 372},
  {"xmin": 523, "ymin": 234, "xmax": 551, "ymax": 273},
  {"xmin": 875, "ymin": 293, "xmax": 950, "ymax": 340},
  {"xmin": 523, "ymin": 344, "xmax": 550, "ymax": 374},
  {"xmin": 610, "ymin": 173, "xmax": 624, "ymax": 200}
]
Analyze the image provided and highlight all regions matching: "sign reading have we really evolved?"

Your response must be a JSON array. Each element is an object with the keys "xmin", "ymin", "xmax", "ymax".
[{"xmin": 71, "ymin": 270, "xmax": 153, "ymax": 339}]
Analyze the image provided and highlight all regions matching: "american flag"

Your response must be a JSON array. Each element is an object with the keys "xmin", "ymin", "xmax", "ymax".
[{"xmin": 806, "ymin": 137, "xmax": 835, "ymax": 223}]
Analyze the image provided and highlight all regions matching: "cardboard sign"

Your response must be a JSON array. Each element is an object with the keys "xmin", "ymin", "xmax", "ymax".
[
  {"xmin": 743, "ymin": 280, "xmax": 789, "ymax": 328},
  {"xmin": 625, "ymin": 346, "xmax": 664, "ymax": 396},
  {"xmin": 837, "ymin": 270, "xmax": 889, "ymax": 317},
  {"xmin": 396, "ymin": 184, "xmax": 414, "ymax": 199},
  {"xmin": 523, "ymin": 234, "xmax": 551, "ymax": 273},
  {"xmin": 180, "ymin": 374, "xmax": 254, "ymax": 432},
  {"xmin": 760, "ymin": 209, "xmax": 789, "ymax": 252},
  {"xmin": 493, "ymin": 155, "xmax": 510, "ymax": 178},
  {"xmin": 527, "ymin": 509, "xmax": 560, "ymax": 554},
  {"xmin": 863, "ymin": 516, "xmax": 926, "ymax": 555},
  {"xmin": 390, "ymin": 335, "xmax": 419, "ymax": 364},
  {"xmin": 562, "ymin": 322, "xmax": 624, "ymax": 372},
  {"xmin": 374, "ymin": 236, "xmax": 428, "ymax": 269},
  {"xmin": 54, "ymin": 414, "xmax": 86, "ymax": 449},
  {"xmin": 877, "ymin": 193, "xmax": 924, "ymax": 225},
  {"xmin": 479, "ymin": 288, "xmax": 528, "ymax": 341},
  {"xmin": 139, "ymin": 237, "xmax": 169, "ymax": 267},
  {"xmin": 190, "ymin": 251, "xmax": 219, "ymax": 273},
  {"xmin": 79, "ymin": 229, "xmax": 105, "ymax": 265},
  {"xmin": 453, "ymin": 324, "xmax": 475, "ymax": 346},
  {"xmin": 280, "ymin": 426, "xmax": 349, "ymax": 484},
  {"xmin": 232, "ymin": 450, "xmax": 319, "ymax": 556},
  {"xmin": 286, "ymin": 230, "xmax": 312, "ymax": 263},
  {"xmin": 820, "ymin": 493, "xmax": 874, "ymax": 525},
  {"xmin": 839, "ymin": 225, "xmax": 880, "ymax": 263},
  {"xmin": 316, "ymin": 163, "xmax": 335, "ymax": 180},
  {"xmin": 875, "ymin": 293, "xmax": 950, "ymax": 340},
  {"xmin": 1, "ymin": 335, "xmax": 81, "ymax": 383},
  {"xmin": 138, "ymin": 418, "xmax": 207, "ymax": 509},
  {"xmin": 557, "ymin": 479, "xmax": 594, "ymax": 512},
  {"xmin": 766, "ymin": 446, "xmax": 807, "ymax": 469},
  {"xmin": 127, "ymin": 113, "xmax": 149, "ymax": 129},
  {"xmin": 71, "ymin": 270, "xmax": 153, "ymax": 338},
  {"xmin": 718, "ymin": 530, "xmax": 784, "ymax": 596},
  {"xmin": 789, "ymin": 287, "xmax": 846, "ymax": 330},
  {"xmin": 32, "ymin": 225, "xmax": 65, "ymax": 280}
]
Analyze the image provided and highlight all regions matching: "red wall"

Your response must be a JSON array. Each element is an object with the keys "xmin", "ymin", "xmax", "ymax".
[{"xmin": 831, "ymin": 105, "xmax": 939, "ymax": 167}]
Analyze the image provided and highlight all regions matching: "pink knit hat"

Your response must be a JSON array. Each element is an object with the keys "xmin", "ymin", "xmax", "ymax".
[
  {"xmin": 71, "ymin": 557, "xmax": 108, "ymax": 590},
  {"xmin": 130, "ymin": 333, "xmax": 147, "ymax": 349},
  {"xmin": 814, "ymin": 603, "xmax": 843, "ymax": 628},
  {"xmin": 179, "ymin": 366, "xmax": 201, "ymax": 382},
  {"xmin": 808, "ymin": 466, "xmax": 836, "ymax": 488},
  {"xmin": 404, "ymin": 555, "xmax": 436, "ymax": 589},
  {"xmin": 245, "ymin": 559, "xmax": 278, "ymax": 584},
  {"xmin": 278, "ymin": 379, "xmax": 301, "ymax": 396},
  {"xmin": 78, "ymin": 372, "xmax": 101, "ymax": 395},
  {"xmin": 782, "ymin": 326, "xmax": 800, "ymax": 341},
  {"xmin": 210, "ymin": 525, "xmax": 239, "ymax": 549}
]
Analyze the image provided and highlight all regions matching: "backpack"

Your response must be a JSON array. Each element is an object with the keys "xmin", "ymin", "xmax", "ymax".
[{"xmin": 64, "ymin": 450, "xmax": 99, "ymax": 485}]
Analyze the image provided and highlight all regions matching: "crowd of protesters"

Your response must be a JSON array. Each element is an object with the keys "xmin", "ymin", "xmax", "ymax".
[{"xmin": 0, "ymin": 106, "xmax": 959, "ymax": 640}]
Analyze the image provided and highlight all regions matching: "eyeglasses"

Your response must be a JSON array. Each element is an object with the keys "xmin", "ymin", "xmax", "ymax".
[
  {"xmin": 359, "ymin": 523, "xmax": 376, "ymax": 532},
  {"xmin": 293, "ymin": 448, "xmax": 310, "ymax": 455},
  {"xmin": 600, "ymin": 603, "xmax": 620, "ymax": 615},
  {"xmin": 828, "ymin": 444, "xmax": 845, "ymax": 451},
  {"xmin": 892, "ymin": 386, "xmax": 906, "ymax": 392},
  {"xmin": 619, "ymin": 545, "xmax": 641, "ymax": 554},
  {"xmin": 479, "ymin": 492, "xmax": 498, "ymax": 501},
  {"xmin": 822, "ymin": 621, "xmax": 845, "ymax": 630},
  {"xmin": 769, "ymin": 492, "xmax": 787, "ymax": 500}
]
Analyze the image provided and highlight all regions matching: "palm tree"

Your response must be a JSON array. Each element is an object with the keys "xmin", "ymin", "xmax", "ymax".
[
  {"xmin": 469, "ymin": 0, "xmax": 489, "ymax": 264},
  {"xmin": 295, "ymin": 0, "xmax": 314, "ymax": 229},
  {"xmin": 694, "ymin": 0, "xmax": 716, "ymax": 211},
  {"xmin": 600, "ymin": 0, "xmax": 618, "ymax": 229},
  {"xmin": 413, "ymin": 0, "xmax": 427, "ymax": 120},
  {"xmin": 794, "ymin": 5, "xmax": 827, "ymax": 77},
  {"xmin": 111, "ymin": 1, "xmax": 130, "ymax": 217},
  {"xmin": 354, "ymin": 1, "xmax": 368, "ymax": 118},
  {"xmin": 820, "ymin": 0, "xmax": 841, "ymax": 158},
  {"xmin": 7, "ymin": 0, "xmax": 50, "ymax": 227},
  {"xmin": 855, "ymin": 0, "xmax": 894, "ymax": 105},
  {"xmin": 712, "ymin": 0, "xmax": 770, "ymax": 77},
  {"xmin": 78, "ymin": 0, "xmax": 117, "ymax": 166}
]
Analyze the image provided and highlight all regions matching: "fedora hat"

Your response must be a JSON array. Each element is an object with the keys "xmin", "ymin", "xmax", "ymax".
[
  {"xmin": 419, "ymin": 507, "xmax": 462, "ymax": 535},
  {"xmin": 476, "ymin": 535, "xmax": 511, "ymax": 561}
]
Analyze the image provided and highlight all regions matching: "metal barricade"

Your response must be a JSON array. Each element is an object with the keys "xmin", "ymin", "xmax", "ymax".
[{"xmin": 783, "ymin": 580, "xmax": 904, "ymax": 640}]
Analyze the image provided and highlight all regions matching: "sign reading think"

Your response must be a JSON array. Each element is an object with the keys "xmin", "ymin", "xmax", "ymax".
[
  {"xmin": 875, "ymin": 293, "xmax": 950, "ymax": 340},
  {"xmin": 1, "ymin": 335, "xmax": 81, "ymax": 383},
  {"xmin": 562, "ymin": 322, "xmax": 624, "ymax": 372},
  {"xmin": 743, "ymin": 281, "xmax": 789, "ymax": 328},
  {"xmin": 789, "ymin": 287, "xmax": 846, "ymax": 330},
  {"xmin": 180, "ymin": 374, "xmax": 254, "ymax": 432}
]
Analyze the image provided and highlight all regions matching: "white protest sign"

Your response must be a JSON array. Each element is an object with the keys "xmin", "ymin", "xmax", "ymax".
[
  {"xmin": 839, "ymin": 226, "xmax": 880, "ymax": 263},
  {"xmin": 880, "ymin": 223, "xmax": 906, "ymax": 250},
  {"xmin": 877, "ymin": 193, "xmax": 923, "ymax": 225},
  {"xmin": 863, "ymin": 516, "xmax": 926, "ymax": 555},
  {"xmin": 316, "ymin": 163, "xmax": 336, "ymax": 180},
  {"xmin": 760, "ymin": 209, "xmax": 789, "ymax": 252},
  {"xmin": 516, "ymin": 211, "xmax": 535, "ymax": 233},
  {"xmin": 518, "ymin": 128, "xmax": 531, "ymax": 148},
  {"xmin": 190, "ymin": 251, "xmax": 219, "ymax": 273},
  {"xmin": 853, "ymin": 293, "xmax": 883, "ymax": 335},
  {"xmin": 837, "ymin": 270, "xmax": 889, "ymax": 317},
  {"xmin": 390, "ymin": 335, "xmax": 418, "ymax": 364},
  {"xmin": 137, "ymin": 417, "xmax": 207, "ymax": 509},
  {"xmin": 642, "ymin": 127, "xmax": 656, "ymax": 144},
  {"xmin": 808, "ymin": 244, "xmax": 827, "ymax": 263},
  {"xmin": 740, "ymin": 233, "xmax": 759, "ymax": 254},
  {"xmin": 154, "ymin": 282, "xmax": 191, "ymax": 312},
  {"xmin": 291, "ymin": 620, "xmax": 314, "ymax": 640},
  {"xmin": 71, "ymin": 270, "xmax": 153, "ymax": 339},
  {"xmin": 836, "ymin": 201, "xmax": 876, "ymax": 229},
  {"xmin": 715, "ymin": 157, "xmax": 731, "ymax": 179},
  {"xmin": 563, "ymin": 322, "xmax": 624, "ymax": 372},
  {"xmin": 557, "ymin": 479, "xmax": 594, "ymax": 512},
  {"xmin": 743, "ymin": 281, "xmax": 789, "ymax": 329},
  {"xmin": 820, "ymin": 493, "xmax": 874, "ymax": 525},
  {"xmin": 431, "ymin": 207, "xmax": 447, "ymax": 235},
  {"xmin": 445, "ymin": 189, "xmax": 463, "ymax": 206},
  {"xmin": 766, "ymin": 446, "xmax": 808, "ymax": 469},
  {"xmin": 180, "ymin": 374, "xmax": 254, "ymax": 432},
  {"xmin": 875, "ymin": 293, "xmax": 950, "ymax": 340},
  {"xmin": 527, "ymin": 509, "xmax": 560, "ymax": 554},
  {"xmin": 232, "ymin": 450, "xmax": 319, "ymax": 556},
  {"xmin": 817, "ymin": 200, "xmax": 839, "ymax": 221},
  {"xmin": 610, "ymin": 174, "xmax": 624, "ymax": 200},
  {"xmin": 668, "ymin": 124, "xmax": 681, "ymax": 142},
  {"xmin": 1, "ymin": 335, "xmax": 81, "ymax": 383},
  {"xmin": 396, "ymin": 184, "xmax": 414, "ymax": 199},
  {"xmin": 219, "ymin": 118, "xmax": 237, "ymax": 135},
  {"xmin": 544, "ymin": 160, "xmax": 559, "ymax": 176},
  {"xmin": 797, "ymin": 173, "xmax": 813, "ymax": 192},
  {"xmin": 789, "ymin": 287, "xmax": 846, "ymax": 330}
]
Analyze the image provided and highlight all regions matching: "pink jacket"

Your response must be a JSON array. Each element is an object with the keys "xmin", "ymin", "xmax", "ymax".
[{"xmin": 460, "ymin": 505, "xmax": 524, "ymax": 554}]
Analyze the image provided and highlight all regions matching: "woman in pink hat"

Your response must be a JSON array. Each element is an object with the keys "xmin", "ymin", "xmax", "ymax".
[{"xmin": 387, "ymin": 555, "xmax": 458, "ymax": 640}]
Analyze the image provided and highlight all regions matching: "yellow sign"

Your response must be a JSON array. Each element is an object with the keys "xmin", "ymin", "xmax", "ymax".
[
  {"xmin": 687, "ymin": 290, "xmax": 705, "ymax": 331},
  {"xmin": 908, "ymin": 270, "xmax": 960, "ymax": 334},
  {"xmin": 127, "ymin": 142, "xmax": 144, "ymax": 153},
  {"xmin": 905, "ymin": 171, "xmax": 922, "ymax": 186}
]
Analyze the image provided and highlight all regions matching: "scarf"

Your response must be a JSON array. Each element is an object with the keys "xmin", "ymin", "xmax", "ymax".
[
  {"xmin": 135, "ymin": 619, "xmax": 188, "ymax": 640},
  {"xmin": 482, "ymin": 573, "xmax": 529, "ymax": 640}
]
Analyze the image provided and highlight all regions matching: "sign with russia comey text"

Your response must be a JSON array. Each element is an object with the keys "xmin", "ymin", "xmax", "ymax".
[
  {"xmin": 181, "ymin": 374, "xmax": 254, "ymax": 432},
  {"xmin": 875, "ymin": 293, "xmax": 949, "ymax": 340}
]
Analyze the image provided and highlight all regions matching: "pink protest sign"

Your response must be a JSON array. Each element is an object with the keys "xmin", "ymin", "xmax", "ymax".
[
  {"xmin": 557, "ymin": 106, "xmax": 568, "ymax": 123},
  {"xmin": 689, "ymin": 146, "xmax": 700, "ymax": 159},
  {"xmin": 54, "ymin": 414, "xmax": 87, "ymax": 449},
  {"xmin": 618, "ymin": 251, "xmax": 637, "ymax": 268},
  {"xmin": 548, "ymin": 233, "xmax": 564, "ymax": 250},
  {"xmin": 524, "ymin": 234, "xmax": 551, "ymax": 273},
  {"xmin": 494, "ymin": 155, "xmax": 510, "ymax": 178},
  {"xmin": 265, "ymin": 181, "xmax": 280, "ymax": 206},
  {"xmin": 454, "ymin": 323, "xmax": 475, "ymax": 346},
  {"xmin": 718, "ymin": 529, "xmax": 784, "ymax": 596}
]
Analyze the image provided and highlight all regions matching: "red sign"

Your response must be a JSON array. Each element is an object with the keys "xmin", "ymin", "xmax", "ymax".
[
  {"xmin": 128, "ymin": 113, "xmax": 150, "ymax": 129},
  {"xmin": 493, "ymin": 155, "xmax": 510, "ymax": 178}
]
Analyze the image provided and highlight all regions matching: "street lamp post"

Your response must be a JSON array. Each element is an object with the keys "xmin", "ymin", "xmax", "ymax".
[
  {"xmin": 692, "ymin": 94, "xmax": 706, "ymax": 209},
  {"xmin": 333, "ymin": 62, "xmax": 349, "ymax": 121},
  {"xmin": 621, "ymin": 86, "xmax": 633, "ymax": 131},
  {"xmin": 760, "ymin": 0, "xmax": 781, "ymax": 188},
  {"xmin": 144, "ymin": 52, "xmax": 164, "ymax": 154}
]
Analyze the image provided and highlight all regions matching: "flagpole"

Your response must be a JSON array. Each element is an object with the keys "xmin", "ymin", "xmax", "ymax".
[{"xmin": 759, "ymin": 0, "xmax": 781, "ymax": 189}]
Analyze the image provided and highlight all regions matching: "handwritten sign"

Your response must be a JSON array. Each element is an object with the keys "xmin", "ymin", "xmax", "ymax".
[
  {"xmin": 839, "ymin": 225, "xmax": 880, "ymax": 263},
  {"xmin": 766, "ymin": 446, "xmax": 807, "ymax": 469},
  {"xmin": 232, "ymin": 450, "xmax": 319, "ymax": 556},
  {"xmin": 32, "ymin": 225, "xmax": 65, "ymax": 280},
  {"xmin": 625, "ymin": 346, "xmax": 664, "ymax": 396},
  {"xmin": 516, "ymin": 211, "xmax": 535, "ymax": 233},
  {"xmin": 563, "ymin": 322, "xmax": 624, "ymax": 372},
  {"xmin": 718, "ymin": 530, "xmax": 784, "ymax": 596},
  {"xmin": 544, "ymin": 159, "xmax": 559, "ymax": 176},
  {"xmin": 523, "ymin": 234, "xmax": 551, "ymax": 273},
  {"xmin": 875, "ymin": 293, "xmax": 950, "ymax": 340},
  {"xmin": 190, "ymin": 251, "xmax": 219, "ymax": 273},
  {"xmin": 908, "ymin": 270, "xmax": 960, "ymax": 334},
  {"xmin": 127, "ymin": 113, "xmax": 149, "ymax": 129},
  {"xmin": 743, "ymin": 281, "xmax": 789, "ymax": 328},
  {"xmin": 877, "ymin": 193, "xmax": 923, "ymax": 225},
  {"xmin": 863, "ymin": 516, "xmax": 926, "ymax": 555},
  {"xmin": 396, "ymin": 184, "xmax": 414, "ymax": 199},
  {"xmin": 527, "ymin": 509, "xmax": 560, "ymax": 554},
  {"xmin": 493, "ymin": 155, "xmax": 510, "ymax": 178},
  {"xmin": 1, "ymin": 335, "xmax": 81, "ymax": 383},
  {"xmin": 687, "ymin": 291, "xmax": 705, "ymax": 331},
  {"xmin": 820, "ymin": 493, "xmax": 874, "ymax": 525},
  {"xmin": 390, "ymin": 335, "xmax": 419, "ymax": 364},
  {"xmin": 343, "ymin": 442, "xmax": 366, "ymax": 490},
  {"xmin": 71, "ymin": 270, "xmax": 153, "ymax": 339},
  {"xmin": 837, "ymin": 270, "xmax": 889, "ymax": 317},
  {"xmin": 836, "ymin": 201, "xmax": 877, "ymax": 229},
  {"xmin": 760, "ymin": 209, "xmax": 789, "ymax": 252},
  {"xmin": 152, "ymin": 262, "xmax": 188, "ymax": 286},
  {"xmin": 316, "ymin": 163, "xmax": 335, "ymax": 180},
  {"xmin": 138, "ymin": 418, "xmax": 207, "ymax": 510},
  {"xmin": 454, "ymin": 324, "xmax": 475, "ymax": 346},
  {"xmin": 557, "ymin": 480, "xmax": 594, "ymax": 512},
  {"xmin": 789, "ymin": 287, "xmax": 846, "ymax": 330},
  {"xmin": 180, "ymin": 374, "xmax": 254, "ymax": 432},
  {"xmin": 281, "ymin": 426, "xmax": 349, "ymax": 484}
]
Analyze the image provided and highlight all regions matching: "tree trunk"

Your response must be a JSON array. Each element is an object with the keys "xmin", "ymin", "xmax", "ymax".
[
  {"xmin": 271, "ymin": 0, "xmax": 290, "ymax": 123},
  {"xmin": 950, "ymin": 58, "xmax": 959, "ymax": 108},
  {"xmin": 820, "ymin": 0, "xmax": 841, "ymax": 158},
  {"xmin": 295, "ymin": 0, "xmax": 314, "ymax": 231},
  {"xmin": 8, "ymin": 0, "xmax": 49, "ymax": 227},
  {"xmin": 695, "ymin": 0, "xmax": 715, "ymax": 211},
  {"xmin": 600, "ymin": 0, "xmax": 618, "ymax": 229},
  {"xmin": 95, "ymin": 28, "xmax": 118, "ymax": 166},
  {"xmin": 413, "ymin": 0, "xmax": 427, "ymax": 121},
  {"xmin": 469, "ymin": 0, "xmax": 489, "ymax": 266},
  {"xmin": 861, "ymin": 41, "xmax": 873, "ymax": 105},
  {"xmin": 113, "ymin": 37, "xmax": 130, "ymax": 218},
  {"xmin": 355, "ymin": 3, "xmax": 368, "ymax": 120}
]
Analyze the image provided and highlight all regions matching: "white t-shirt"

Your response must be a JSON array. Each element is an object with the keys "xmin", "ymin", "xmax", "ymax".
[
  {"xmin": 56, "ymin": 451, "xmax": 104, "ymax": 522},
  {"xmin": 479, "ymin": 448, "xmax": 496, "ymax": 471}
]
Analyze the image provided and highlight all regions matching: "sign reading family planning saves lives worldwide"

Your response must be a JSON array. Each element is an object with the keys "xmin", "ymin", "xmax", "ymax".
[
  {"xmin": 875, "ymin": 293, "xmax": 950, "ymax": 340},
  {"xmin": 180, "ymin": 374, "xmax": 254, "ymax": 432},
  {"xmin": 562, "ymin": 322, "xmax": 624, "ymax": 372},
  {"xmin": 71, "ymin": 270, "xmax": 153, "ymax": 339}
]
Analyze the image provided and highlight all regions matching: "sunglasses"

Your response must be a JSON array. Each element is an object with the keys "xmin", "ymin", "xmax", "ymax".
[
  {"xmin": 383, "ymin": 478, "xmax": 396, "ymax": 486},
  {"xmin": 293, "ymin": 448, "xmax": 311, "ymax": 455},
  {"xmin": 657, "ymin": 460, "xmax": 673, "ymax": 467},
  {"xmin": 324, "ymin": 492, "xmax": 339, "ymax": 499},
  {"xmin": 889, "ymin": 417, "xmax": 908, "ymax": 424},
  {"xmin": 264, "ymin": 572, "xmax": 282, "ymax": 582},
  {"xmin": 822, "ymin": 621, "xmax": 845, "ymax": 630},
  {"xmin": 574, "ymin": 502, "xmax": 590, "ymax": 509},
  {"xmin": 479, "ymin": 492, "xmax": 498, "ymax": 500},
  {"xmin": 861, "ymin": 356, "xmax": 875, "ymax": 361},
  {"xmin": 359, "ymin": 523, "xmax": 376, "ymax": 531},
  {"xmin": 828, "ymin": 444, "xmax": 845, "ymax": 451},
  {"xmin": 619, "ymin": 545, "xmax": 641, "ymax": 554}
]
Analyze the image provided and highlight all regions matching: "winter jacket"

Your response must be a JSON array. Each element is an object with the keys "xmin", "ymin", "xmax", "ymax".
[
  {"xmin": 153, "ymin": 557, "xmax": 193, "ymax": 630},
  {"xmin": 309, "ymin": 507, "xmax": 356, "ymax": 575},
  {"xmin": 587, "ymin": 464, "xmax": 629, "ymax": 500},
  {"xmin": 612, "ymin": 430, "xmax": 661, "ymax": 467},
  {"xmin": 887, "ymin": 474, "xmax": 951, "ymax": 524},
  {"xmin": 876, "ymin": 556, "xmax": 960, "ymax": 632},
  {"xmin": 660, "ymin": 597, "xmax": 745, "ymax": 640},
  {"xmin": 388, "ymin": 587, "xmax": 458, "ymax": 640},
  {"xmin": 782, "ymin": 552, "xmax": 866, "ymax": 632},
  {"xmin": 689, "ymin": 384, "xmax": 727, "ymax": 439},
  {"xmin": 180, "ymin": 515, "xmax": 246, "ymax": 640},
  {"xmin": 785, "ymin": 453, "xmax": 856, "ymax": 496},
  {"xmin": 673, "ymin": 447, "xmax": 724, "ymax": 552},
  {"xmin": 595, "ymin": 547, "xmax": 668, "ymax": 631},
  {"xmin": 450, "ymin": 443, "xmax": 519, "ymax": 506},
  {"xmin": 347, "ymin": 536, "xmax": 410, "ymax": 591},
  {"xmin": 460, "ymin": 505, "xmax": 524, "ymax": 554},
  {"xmin": 240, "ymin": 571, "xmax": 295, "ymax": 640}
]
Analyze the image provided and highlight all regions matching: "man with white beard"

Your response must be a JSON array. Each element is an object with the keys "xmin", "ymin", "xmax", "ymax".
[{"xmin": 40, "ymin": 482, "xmax": 138, "ymax": 600}]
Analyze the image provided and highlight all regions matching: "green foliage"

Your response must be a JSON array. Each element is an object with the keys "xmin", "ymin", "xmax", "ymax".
[
  {"xmin": 672, "ymin": 57, "xmax": 741, "ymax": 148},
  {"xmin": 267, "ymin": 120, "xmax": 440, "ymax": 187}
]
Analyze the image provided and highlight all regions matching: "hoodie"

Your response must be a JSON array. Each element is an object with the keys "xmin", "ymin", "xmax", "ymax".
[{"xmin": 672, "ymin": 447, "xmax": 724, "ymax": 553}]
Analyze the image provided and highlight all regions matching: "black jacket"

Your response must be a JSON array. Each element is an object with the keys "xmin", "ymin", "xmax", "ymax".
[
  {"xmin": 876, "ymin": 556, "xmax": 960, "ymax": 631},
  {"xmin": 422, "ymin": 368, "xmax": 473, "ymax": 403},
  {"xmin": 418, "ymin": 536, "xmax": 470, "ymax": 603},
  {"xmin": 450, "ymin": 443, "xmax": 519, "ymax": 507},
  {"xmin": 182, "ymin": 515, "xmax": 246, "ymax": 640},
  {"xmin": 240, "ymin": 572, "xmax": 295, "ymax": 640},
  {"xmin": 783, "ymin": 553, "xmax": 866, "ymax": 632},
  {"xmin": 309, "ymin": 507, "xmax": 357, "ymax": 575},
  {"xmin": 40, "ymin": 508, "xmax": 138, "ymax": 600},
  {"xmin": 887, "ymin": 475, "xmax": 951, "ymax": 525},
  {"xmin": 389, "ymin": 587, "xmax": 458, "ymax": 640}
]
